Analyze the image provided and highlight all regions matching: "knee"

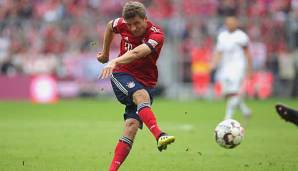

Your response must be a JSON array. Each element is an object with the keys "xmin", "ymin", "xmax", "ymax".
[
  {"xmin": 133, "ymin": 89, "xmax": 150, "ymax": 105},
  {"xmin": 125, "ymin": 119, "xmax": 139, "ymax": 134}
]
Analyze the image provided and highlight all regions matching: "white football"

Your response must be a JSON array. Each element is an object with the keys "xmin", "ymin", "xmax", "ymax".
[{"xmin": 215, "ymin": 119, "xmax": 244, "ymax": 149}]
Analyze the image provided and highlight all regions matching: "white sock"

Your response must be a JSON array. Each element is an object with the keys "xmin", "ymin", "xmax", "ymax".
[{"xmin": 225, "ymin": 96, "xmax": 240, "ymax": 120}]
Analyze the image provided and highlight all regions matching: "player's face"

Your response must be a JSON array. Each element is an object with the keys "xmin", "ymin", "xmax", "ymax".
[
  {"xmin": 125, "ymin": 16, "xmax": 147, "ymax": 37},
  {"xmin": 225, "ymin": 17, "xmax": 238, "ymax": 32}
]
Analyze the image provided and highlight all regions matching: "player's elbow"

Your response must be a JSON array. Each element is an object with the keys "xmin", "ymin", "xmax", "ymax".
[{"xmin": 130, "ymin": 44, "xmax": 151, "ymax": 59}]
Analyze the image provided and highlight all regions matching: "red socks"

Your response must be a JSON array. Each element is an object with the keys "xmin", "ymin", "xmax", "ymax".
[
  {"xmin": 138, "ymin": 107, "xmax": 162, "ymax": 140},
  {"xmin": 108, "ymin": 106, "xmax": 162, "ymax": 170},
  {"xmin": 109, "ymin": 137, "xmax": 133, "ymax": 171}
]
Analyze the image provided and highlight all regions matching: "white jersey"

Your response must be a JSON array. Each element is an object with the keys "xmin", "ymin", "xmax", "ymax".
[
  {"xmin": 215, "ymin": 29, "xmax": 249, "ymax": 94},
  {"xmin": 216, "ymin": 29, "xmax": 249, "ymax": 77}
]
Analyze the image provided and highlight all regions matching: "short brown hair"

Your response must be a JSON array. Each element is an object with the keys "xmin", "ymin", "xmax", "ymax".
[{"xmin": 122, "ymin": 1, "xmax": 146, "ymax": 20}]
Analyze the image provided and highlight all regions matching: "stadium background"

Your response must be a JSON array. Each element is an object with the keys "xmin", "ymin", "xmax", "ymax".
[
  {"xmin": 0, "ymin": 0, "xmax": 298, "ymax": 171},
  {"xmin": 0, "ymin": 0, "xmax": 297, "ymax": 101}
]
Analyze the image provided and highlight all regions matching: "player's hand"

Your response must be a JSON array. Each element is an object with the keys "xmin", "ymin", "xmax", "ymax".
[
  {"xmin": 99, "ymin": 60, "xmax": 116, "ymax": 79},
  {"xmin": 96, "ymin": 52, "xmax": 109, "ymax": 64}
]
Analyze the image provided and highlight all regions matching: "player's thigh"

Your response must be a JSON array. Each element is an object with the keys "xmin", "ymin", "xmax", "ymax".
[
  {"xmin": 111, "ymin": 72, "xmax": 155, "ymax": 105},
  {"xmin": 221, "ymin": 76, "xmax": 243, "ymax": 95},
  {"xmin": 110, "ymin": 72, "xmax": 143, "ymax": 106}
]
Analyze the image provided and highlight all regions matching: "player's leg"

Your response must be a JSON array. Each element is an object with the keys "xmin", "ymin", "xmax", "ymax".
[
  {"xmin": 109, "ymin": 73, "xmax": 139, "ymax": 171},
  {"xmin": 238, "ymin": 97, "xmax": 251, "ymax": 118},
  {"xmin": 224, "ymin": 93, "xmax": 239, "ymax": 120},
  {"xmin": 221, "ymin": 76, "xmax": 239, "ymax": 119},
  {"xmin": 275, "ymin": 103, "xmax": 298, "ymax": 126},
  {"xmin": 109, "ymin": 118, "xmax": 139, "ymax": 171},
  {"xmin": 133, "ymin": 89, "xmax": 175, "ymax": 152},
  {"xmin": 110, "ymin": 73, "xmax": 159, "ymax": 138},
  {"xmin": 133, "ymin": 89, "xmax": 161, "ymax": 139},
  {"xmin": 111, "ymin": 72, "xmax": 175, "ymax": 151},
  {"xmin": 226, "ymin": 94, "xmax": 251, "ymax": 119},
  {"xmin": 236, "ymin": 77, "xmax": 251, "ymax": 119},
  {"xmin": 223, "ymin": 76, "xmax": 251, "ymax": 120}
]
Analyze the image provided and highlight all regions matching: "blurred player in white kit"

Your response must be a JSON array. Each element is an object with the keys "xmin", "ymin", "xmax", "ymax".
[{"xmin": 211, "ymin": 16, "xmax": 253, "ymax": 121}]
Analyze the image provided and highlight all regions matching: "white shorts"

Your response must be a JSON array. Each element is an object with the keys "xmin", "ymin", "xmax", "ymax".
[{"xmin": 217, "ymin": 68, "xmax": 245, "ymax": 95}]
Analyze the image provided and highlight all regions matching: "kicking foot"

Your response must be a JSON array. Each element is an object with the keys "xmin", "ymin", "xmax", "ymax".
[
  {"xmin": 275, "ymin": 103, "xmax": 298, "ymax": 126},
  {"xmin": 157, "ymin": 133, "xmax": 175, "ymax": 152}
]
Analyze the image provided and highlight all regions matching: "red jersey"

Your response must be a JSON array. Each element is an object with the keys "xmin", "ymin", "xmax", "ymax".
[{"xmin": 111, "ymin": 17, "xmax": 164, "ymax": 88}]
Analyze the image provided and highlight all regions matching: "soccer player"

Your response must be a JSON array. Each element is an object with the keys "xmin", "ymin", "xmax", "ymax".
[
  {"xmin": 97, "ymin": 2, "xmax": 175, "ymax": 171},
  {"xmin": 275, "ymin": 103, "xmax": 298, "ymax": 126},
  {"xmin": 211, "ymin": 16, "xmax": 252, "ymax": 121}
]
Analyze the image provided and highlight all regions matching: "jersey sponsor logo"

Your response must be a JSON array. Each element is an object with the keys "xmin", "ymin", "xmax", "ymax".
[
  {"xmin": 124, "ymin": 37, "xmax": 132, "ymax": 51},
  {"xmin": 126, "ymin": 81, "xmax": 135, "ymax": 88},
  {"xmin": 148, "ymin": 39, "xmax": 158, "ymax": 48}
]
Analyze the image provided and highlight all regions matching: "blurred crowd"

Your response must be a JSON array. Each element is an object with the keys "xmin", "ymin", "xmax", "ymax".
[{"xmin": 0, "ymin": 0, "xmax": 298, "ymax": 97}]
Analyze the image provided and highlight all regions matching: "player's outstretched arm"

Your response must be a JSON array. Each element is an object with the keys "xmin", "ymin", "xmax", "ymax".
[
  {"xmin": 97, "ymin": 20, "xmax": 114, "ymax": 64},
  {"xmin": 113, "ymin": 43, "xmax": 151, "ymax": 64},
  {"xmin": 99, "ymin": 43, "xmax": 152, "ymax": 79}
]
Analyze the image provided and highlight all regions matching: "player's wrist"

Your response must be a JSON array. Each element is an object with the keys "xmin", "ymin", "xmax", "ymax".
[
  {"xmin": 101, "ymin": 50, "xmax": 109, "ymax": 57},
  {"xmin": 112, "ymin": 58, "xmax": 120, "ymax": 66}
]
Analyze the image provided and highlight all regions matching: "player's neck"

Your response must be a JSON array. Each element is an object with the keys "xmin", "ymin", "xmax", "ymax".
[{"xmin": 228, "ymin": 28, "xmax": 237, "ymax": 33}]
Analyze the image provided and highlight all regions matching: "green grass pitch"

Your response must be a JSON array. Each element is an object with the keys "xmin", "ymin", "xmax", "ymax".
[{"xmin": 0, "ymin": 98, "xmax": 297, "ymax": 171}]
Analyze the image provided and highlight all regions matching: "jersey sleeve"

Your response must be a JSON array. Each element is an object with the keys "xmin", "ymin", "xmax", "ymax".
[
  {"xmin": 145, "ymin": 32, "xmax": 164, "ymax": 54},
  {"xmin": 111, "ymin": 18, "xmax": 124, "ymax": 34},
  {"xmin": 238, "ymin": 32, "xmax": 249, "ymax": 47}
]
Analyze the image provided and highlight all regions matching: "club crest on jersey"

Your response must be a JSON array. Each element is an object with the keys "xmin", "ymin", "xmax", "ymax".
[{"xmin": 127, "ymin": 81, "xmax": 135, "ymax": 88}]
